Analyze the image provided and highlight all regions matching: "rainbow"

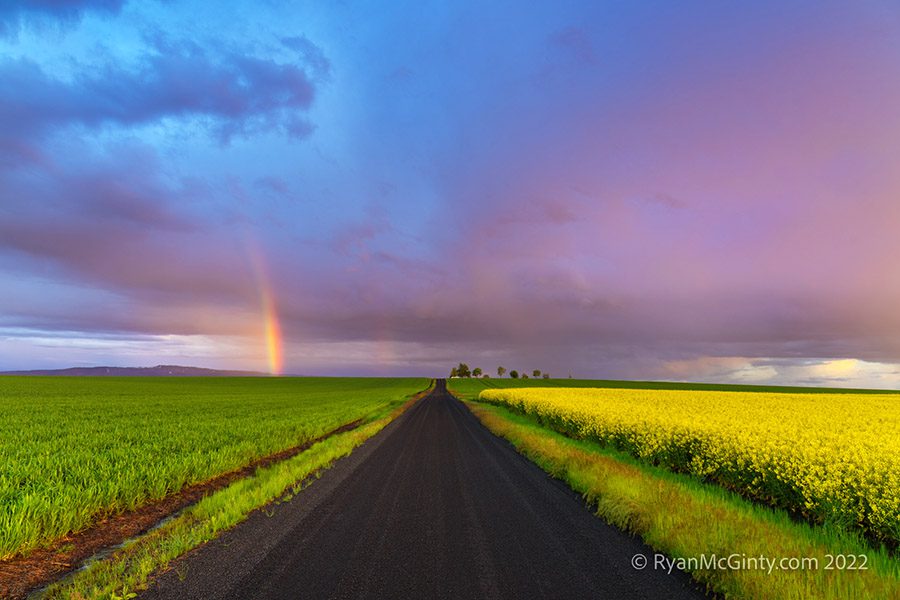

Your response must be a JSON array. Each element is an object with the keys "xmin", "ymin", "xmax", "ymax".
[
  {"xmin": 243, "ymin": 235, "xmax": 284, "ymax": 376},
  {"xmin": 259, "ymin": 283, "xmax": 284, "ymax": 376}
]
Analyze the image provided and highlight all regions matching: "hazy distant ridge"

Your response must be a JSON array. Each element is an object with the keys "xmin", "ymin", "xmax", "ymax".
[{"xmin": 0, "ymin": 365, "xmax": 270, "ymax": 377}]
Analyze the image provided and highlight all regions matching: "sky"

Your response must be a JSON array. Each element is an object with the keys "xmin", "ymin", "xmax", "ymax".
[{"xmin": 1, "ymin": 0, "xmax": 900, "ymax": 387}]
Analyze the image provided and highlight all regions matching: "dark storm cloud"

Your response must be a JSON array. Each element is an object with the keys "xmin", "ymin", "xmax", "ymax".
[
  {"xmin": 280, "ymin": 36, "xmax": 332, "ymax": 81},
  {"xmin": 0, "ymin": 142, "xmax": 255, "ymax": 309},
  {"xmin": 0, "ymin": 0, "xmax": 125, "ymax": 32},
  {"xmin": 0, "ymin": 40, "xmax": 317, "ymax": 144},
  {"xmin": 0, "ymin": 0, "xmax": 125, "ymax": 14},
  {"xmin": 0, "ymin": 213, "xmax": 246, "ymax": 301},
  {"xmin": 0, "ymin": 22, "xmax": 326, "ymax": 339}
]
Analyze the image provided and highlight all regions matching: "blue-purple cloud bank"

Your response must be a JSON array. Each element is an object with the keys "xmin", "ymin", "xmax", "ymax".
[
  {"xmin": 0, "ymin": 0, "xmax": 125, "ymax": 20},
  {"xmin": 0, "ymin": 39, "xmax": 315, "ymax": 144},
  {"xmin": 0, "ymin": 0, "xmax": 125, "ymax": 35},
  {"xmin": 2, "ymin": 0, "xmax": 900, "ymax": 386}
]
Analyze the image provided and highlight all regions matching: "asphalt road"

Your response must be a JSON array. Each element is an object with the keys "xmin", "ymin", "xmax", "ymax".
[{"xmin": 142, "ymin": 380, "xmax": 706, "ymax": 600}]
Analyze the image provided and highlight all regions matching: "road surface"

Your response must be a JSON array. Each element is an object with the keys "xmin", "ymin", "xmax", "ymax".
[{"xmin": 142, "ymin": 380, "xmax": 706, "ymax": 599}]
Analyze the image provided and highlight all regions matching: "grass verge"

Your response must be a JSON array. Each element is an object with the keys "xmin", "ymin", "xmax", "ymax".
[
  {"xmin": 38, "ymin": 384, "xmax": 432, "ymax": 600},
  {"xmin": 465, "ymin": 400, "xmax": 900, "ymax": 600}
]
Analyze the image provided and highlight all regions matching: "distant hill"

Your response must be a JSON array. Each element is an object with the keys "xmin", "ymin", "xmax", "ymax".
[{"xmin": 0, "ymin": 365, "xmax": 270, "ymax": 377}]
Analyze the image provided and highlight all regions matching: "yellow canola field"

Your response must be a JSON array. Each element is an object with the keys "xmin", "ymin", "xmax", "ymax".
[{"xmin": 478, "ymin": 387, "xmax": 900, "ymax": 543}]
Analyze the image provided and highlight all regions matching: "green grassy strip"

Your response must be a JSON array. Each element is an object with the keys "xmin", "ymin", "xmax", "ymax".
[
  {"xmin": 39, "ymin": 385, "xmax": 431, "ymax": 600},
  {"xmin": 465, "ymin": 400, "xmax": 900, "ymax": 600}
]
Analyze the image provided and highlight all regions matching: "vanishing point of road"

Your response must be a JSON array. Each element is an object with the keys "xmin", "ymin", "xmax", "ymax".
[{"xmin": 142, "ymin": 380, "xmax": 706, "ymax": 600}]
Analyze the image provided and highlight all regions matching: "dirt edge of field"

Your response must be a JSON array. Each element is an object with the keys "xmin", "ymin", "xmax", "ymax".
[{"xmin": 0, "ymin": 385, "xmax": 432, "ymax": 600}]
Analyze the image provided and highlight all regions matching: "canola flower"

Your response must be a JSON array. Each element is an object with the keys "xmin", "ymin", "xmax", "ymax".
[{"xmin": 478, "ymin": 387, "xmax": 900, "ymax": 544}]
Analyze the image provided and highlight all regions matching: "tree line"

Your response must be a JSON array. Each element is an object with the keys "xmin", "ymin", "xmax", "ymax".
[{"xmin": 449, "ymin": 363, "xmax": 550, "ymax": 379}]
